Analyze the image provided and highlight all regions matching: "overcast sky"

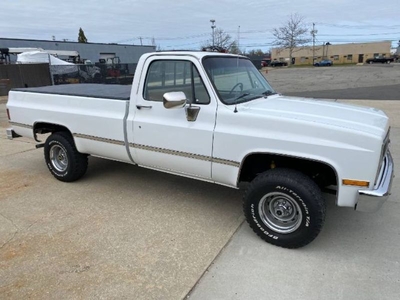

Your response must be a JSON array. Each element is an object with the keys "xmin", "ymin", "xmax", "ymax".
[{"xmin": 1, "ymin": 0, "xmax": 399, "ymax": 51}]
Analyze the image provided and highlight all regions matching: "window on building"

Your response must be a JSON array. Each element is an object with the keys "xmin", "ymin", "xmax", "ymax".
[
  {"xmin": 333, "ymin": 55, "xmax": 339, "ymax": 61},
  {"xmin": 301, "ymin": 57, "xmax": 306, "ymax": 63},
  {"xmin": 347, "ymin": 55, "xmax": 353, "ymax": 61},
  {"xmin": 373, "ymin": 53, "xmax": 379, "ymax": 58},
  {"xmin": 279, "ymin": 57, "xmax": 284, "ymax": 62},
  {"xmin": 144, "ymin": 60, "xmax": 210, "ymax": 104}
]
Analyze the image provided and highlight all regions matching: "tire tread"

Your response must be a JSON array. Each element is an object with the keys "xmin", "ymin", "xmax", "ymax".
[{"xmin": 243, "ymin": 168, "xmax": 326, "ymax": 248}]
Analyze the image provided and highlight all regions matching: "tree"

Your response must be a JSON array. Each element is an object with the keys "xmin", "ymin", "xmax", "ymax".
[
  {"xmin": 272, "ymin": 14, "xmax": 310, "ymax": 65},
  {"xmin": 202, "ymin": 28, "xmax": 238, "ymax": 53},
  {"xmin": 247, "ymin": 49, "xmax": 268, "ymax": 57},
  {"xmin": 78, "ymin": 28, "xmax": 88, "ymax": 43},
  {"xmin": 229, "ymin": 41, "xmax": 240, "ymax": 54}
]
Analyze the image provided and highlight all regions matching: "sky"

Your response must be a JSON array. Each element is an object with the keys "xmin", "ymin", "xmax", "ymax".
[{"xmin": 1, "ymin": 0, "xmax": 399, "ymax": 52}]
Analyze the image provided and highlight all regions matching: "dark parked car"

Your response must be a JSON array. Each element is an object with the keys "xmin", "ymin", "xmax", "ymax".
[
  {"xmin": 270, "ymin": 60, "xmax": 288, "ymax": 67},
  {"xmin": 365, "ymin": 56, "xmax": 394, "ymax": 64},
  {"xmin": 314, "ymin": 59, "xmax": 333, "ymax": 66}
]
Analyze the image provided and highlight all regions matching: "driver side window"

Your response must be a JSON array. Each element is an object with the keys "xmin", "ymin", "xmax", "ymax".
[{"xmin": 143, "ymin": 60, "xmax": 210, "ymax": 104}]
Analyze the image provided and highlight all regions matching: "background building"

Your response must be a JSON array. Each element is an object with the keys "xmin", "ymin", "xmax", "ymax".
[
  {"xmin": 0, "ymin": 38, "xmax": 156, "ymax": 63},
  {"xmin": 271, "ymin": 41, "xmax": 392, "ymax": 65}
]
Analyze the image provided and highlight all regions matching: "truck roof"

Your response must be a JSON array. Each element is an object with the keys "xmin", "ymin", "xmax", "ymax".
[{"xmin": 143, "ymin": 51, "xmax": 246, "ymax": 60}]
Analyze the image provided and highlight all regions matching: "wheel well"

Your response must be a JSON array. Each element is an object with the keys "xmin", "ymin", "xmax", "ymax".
[
  {"xmin": 33, "ymin": 122, "xmax": 72, "ymax": 141},
  {"xmin": 238, "ymin": 153, "xmax": 337, "ymax": 189}
]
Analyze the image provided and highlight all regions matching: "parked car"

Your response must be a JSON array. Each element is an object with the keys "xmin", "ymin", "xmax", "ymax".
[
  {"xmin": 314, "ymin": 60, "xmax": 333, "ymax": 66},
  {"xmin": 270, "ymin": 60, "xmax": 288, "ymax": 67},
  {"xmin": 261, "ymin": 60, "xmax": 271, "ymax": 67},
  {"xmin": 365, "ymin": 56, "xmax": 394, "ymax": 64}
]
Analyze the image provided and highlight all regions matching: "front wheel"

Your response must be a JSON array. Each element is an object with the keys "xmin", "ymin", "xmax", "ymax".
[
  {"xmin": 243, "ymin": 168, "xmax": 326, "ymax": 248},
  {"xmin": 44, "ymin": 132, "xmax": 88, "ymax": 182}
]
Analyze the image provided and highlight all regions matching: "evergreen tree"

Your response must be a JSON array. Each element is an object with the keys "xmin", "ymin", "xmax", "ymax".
[{"xmin": 78, "ymin": 28, "xmax": 88, "ymax": 43}]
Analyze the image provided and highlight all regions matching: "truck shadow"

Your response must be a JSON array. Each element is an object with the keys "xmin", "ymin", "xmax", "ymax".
[{"xmin": 82, "ymin": 156, "xmax": 243, "ymax": 210}]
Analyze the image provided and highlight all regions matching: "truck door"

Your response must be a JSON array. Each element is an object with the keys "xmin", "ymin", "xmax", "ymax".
[{"xmin": 130, "ymin": 56, "xmax": 217, "ymax": 179}]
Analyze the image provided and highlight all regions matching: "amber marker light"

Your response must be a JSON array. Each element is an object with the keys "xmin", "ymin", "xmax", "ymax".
[{"xmin": 342, "ymin": 179, "xmax": 370, "ymax": 187}]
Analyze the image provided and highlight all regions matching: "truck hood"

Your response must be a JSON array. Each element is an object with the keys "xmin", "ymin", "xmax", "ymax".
[{"xmin": 239, "ymin": 95, "xmax": 389, "ymax": 138}]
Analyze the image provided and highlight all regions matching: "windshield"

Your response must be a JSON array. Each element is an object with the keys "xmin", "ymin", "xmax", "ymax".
[{"xmin": 202, "ymin": 56, "xmax": 276, "ymax": 105}]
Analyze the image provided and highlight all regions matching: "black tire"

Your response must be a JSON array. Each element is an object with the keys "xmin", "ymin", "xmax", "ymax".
[
  {"xmin": 243, "ymin": 168, "xmax": 326, "ymax": 248},
  {"xmin": 44, "ymin": 132, "xmax": 88, "ymax": 182}
]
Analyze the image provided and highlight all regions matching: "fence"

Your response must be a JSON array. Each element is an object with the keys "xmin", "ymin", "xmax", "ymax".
[
  {"xmin": 0, "ymin": 64, "xmax": 52, "ymax": 96},
  {"xmin": 0, "ymin": 63, "xmax": 137, "ymax": 96}
]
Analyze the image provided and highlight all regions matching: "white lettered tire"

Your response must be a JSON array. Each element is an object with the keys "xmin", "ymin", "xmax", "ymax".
[
  {"xmin": 243, "ymin": 168, "xmax": 326, "ymax": 248},
  {"xmin": 44, "ymin": 132, "xmax": 88, "ymax": 182}
]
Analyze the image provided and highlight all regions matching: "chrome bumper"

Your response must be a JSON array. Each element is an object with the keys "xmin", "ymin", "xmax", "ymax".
[
  {"xmin": 6, "ymin": 127, "xmax": 21, "ymax": 140},
  {"xmin": 356, "ymin": 151, "xmax": 394, "ymax": 212}
]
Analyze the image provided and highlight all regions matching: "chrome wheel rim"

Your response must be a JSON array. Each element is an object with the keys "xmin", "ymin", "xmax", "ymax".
[
  {"xmin": 50, "ymin": 145, "xmax": 68, "ymax": 172},
  {"xmin": 258, "ymin": 192, "xmax": 302, "ymax": 234}
]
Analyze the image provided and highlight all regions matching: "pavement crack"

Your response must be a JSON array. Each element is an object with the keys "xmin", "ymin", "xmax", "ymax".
[
  {"xmin": 0, "ymin": 212, "xmax": 19, "ymax": 250},
  {"xmin": 0, "ymin": 147, "xmax": 38, "ymax": 158},
  {"xmin": 26, "ymin": 211, "xmax": 55, "ymax": 231}
]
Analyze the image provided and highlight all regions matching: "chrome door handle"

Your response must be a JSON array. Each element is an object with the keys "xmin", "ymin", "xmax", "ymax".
[{"xmin": 136, "ymin": 105, "xmax": 152, "ymax": 110}]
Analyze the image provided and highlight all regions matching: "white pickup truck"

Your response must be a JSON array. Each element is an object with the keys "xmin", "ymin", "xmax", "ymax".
[{"xmin": 6, "ymin": 51, "xmax": 393, "ymax": 248}]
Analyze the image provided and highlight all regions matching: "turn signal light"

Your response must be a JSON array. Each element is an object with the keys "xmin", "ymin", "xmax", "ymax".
[{"xmin": 342, "ymin": 179, "xmax": 369, "ymax": 187}]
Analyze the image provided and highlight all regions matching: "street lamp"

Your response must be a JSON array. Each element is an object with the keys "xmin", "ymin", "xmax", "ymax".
[{"xmin": 210, "ymin": 19, "xmax": 216, "ymax": 47}]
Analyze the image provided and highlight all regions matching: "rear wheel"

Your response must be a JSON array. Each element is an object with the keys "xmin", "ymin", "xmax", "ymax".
[
  {"xmin": 44, "ymin": 132, "xmax": 88, "ymax": 182},
  {"xmin": 243, "ymin": 168, "xmax": 326, "ymax": 248}
]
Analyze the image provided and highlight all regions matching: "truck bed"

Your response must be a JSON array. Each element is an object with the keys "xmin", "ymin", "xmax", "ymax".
[{"xmin": 13, "ymin": 84, "xmax": 132, "ymax": 100}]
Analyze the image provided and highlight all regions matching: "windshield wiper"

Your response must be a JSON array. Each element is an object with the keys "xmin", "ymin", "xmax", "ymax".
[
  {"xmin": 261, "ymin": 90, "xmax": 277, "ymax": 97},
  {"xmin": 233, "ymin": 93, "xmax": 250, "ymax": 102}
]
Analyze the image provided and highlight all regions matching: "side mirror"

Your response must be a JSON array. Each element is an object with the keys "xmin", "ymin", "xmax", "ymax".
[{"xmin": 163, "ymin": 92, "xmax": 187, "ymax": 109}]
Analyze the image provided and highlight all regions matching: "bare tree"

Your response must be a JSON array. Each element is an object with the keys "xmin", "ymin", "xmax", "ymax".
[
  {"xmin": 202, "ymin": 28, "xmax": 237, "ymax": 52},
  {"xmin": 247, "ymin": 49, "xmax": 268, "ymax": 56},
  {"xmin": 272, "ymin": 14, "xmax": 310, "ymax": 65}
]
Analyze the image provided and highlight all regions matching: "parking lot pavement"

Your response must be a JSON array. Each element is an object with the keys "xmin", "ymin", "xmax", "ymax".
[
  {"xmin": 265, "ymin": 64, "xmax": 400, "ymax": 96},
  {"xmin": 0, "ymin": 104, "xmax": 244, "ymax": 299},
  {"xmin": 285, "ymin": 84, "xmax": 400, "ymax": 100},
  {"xmin": 188, "ymin": 101, "xmax": 400, "ymax": 300},
  {"xmin": 188, "ymin": 198, "xmax": 400, "ymax": 300}
]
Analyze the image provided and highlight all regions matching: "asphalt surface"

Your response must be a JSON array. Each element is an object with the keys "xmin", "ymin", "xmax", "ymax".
[
  {"xmin": 1, "ymin": 64, "xmax": 400, "ymax": 299},
  {"xmin": 285, "ymin": 84, "xmax": 400, "ymax": 100},
  {"xmin": 264, "ymin": 63, "xmax": 400, "ymax": 99}
]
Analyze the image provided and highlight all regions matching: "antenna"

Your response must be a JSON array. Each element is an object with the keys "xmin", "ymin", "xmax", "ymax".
[{"xmin": 237, "ymin": 25, "xmax": 240, "ymax": 54}]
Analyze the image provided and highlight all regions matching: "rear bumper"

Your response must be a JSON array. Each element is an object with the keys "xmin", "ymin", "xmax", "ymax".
[
  {"xmin": 6, "ymin": 127, "xmax": 21, "ymax": 140},
  {"xmin": 356, "ymin": 151, "xmax": 394, "ymax": 212}
]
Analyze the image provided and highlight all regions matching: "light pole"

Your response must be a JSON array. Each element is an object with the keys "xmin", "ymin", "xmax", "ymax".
[
  {"xmin": 210, "ymin": 19, "xmax": 216, "ymax": 47},
  {"xmin": 311, "ymin": 23, "xmax": 317, "ymax": 65}
]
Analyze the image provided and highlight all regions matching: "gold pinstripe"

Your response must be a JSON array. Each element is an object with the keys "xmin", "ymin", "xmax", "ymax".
[
  {"xmin": 9, "ymin": 121, "xmax": 33, "ymax": 129},
  {"xmin": 73, "ymin": 133, "xmax": 125, "ymax": 146},
  {"xmin": 72, "ymin": 133, "xmax": 240, "ymax": 167}
]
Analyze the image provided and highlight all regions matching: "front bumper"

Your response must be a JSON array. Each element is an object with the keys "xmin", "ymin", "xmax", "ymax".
[{"xmin": 356, "ymin": 151, "xmax": 394, "ymax": 212}]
